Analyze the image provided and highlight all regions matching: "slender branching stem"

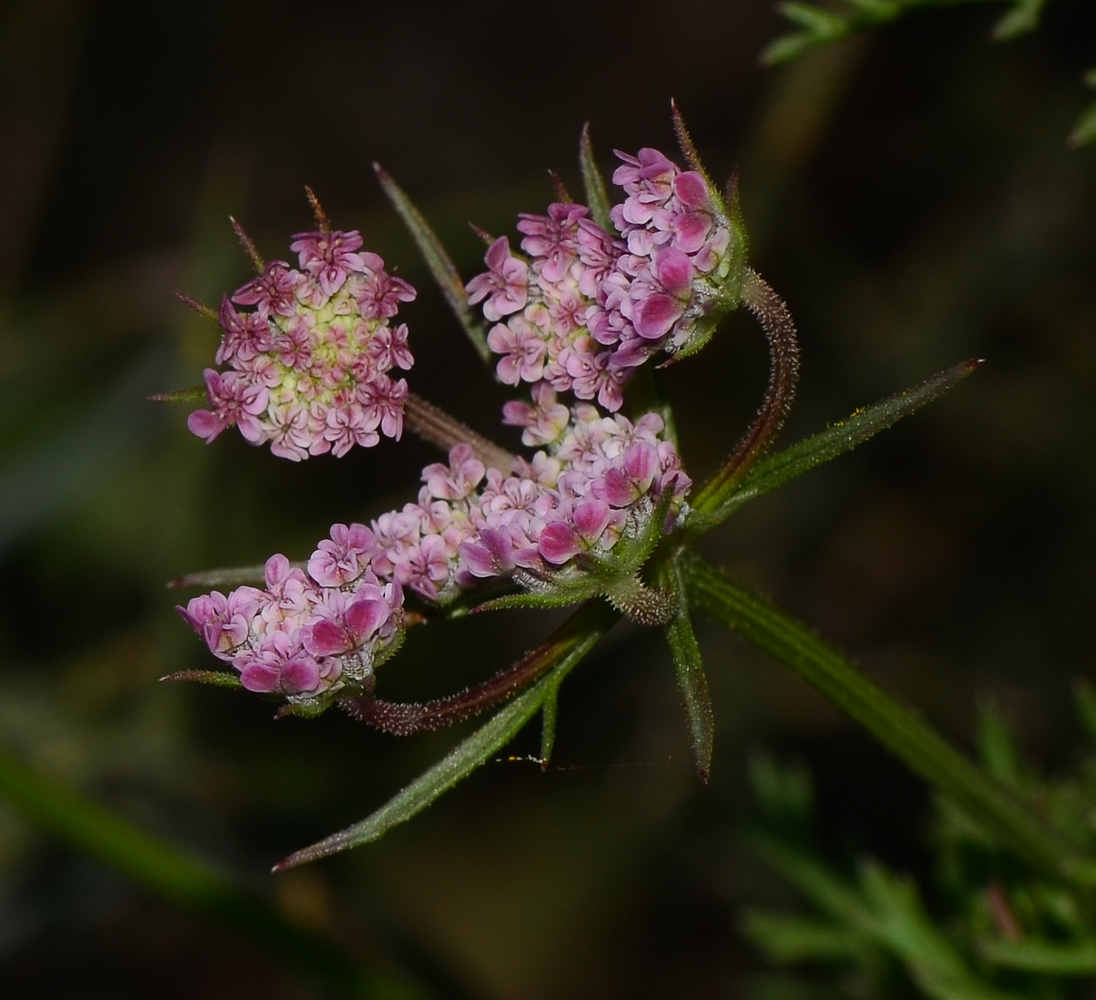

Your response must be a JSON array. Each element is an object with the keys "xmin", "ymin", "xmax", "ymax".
[
  {"xmin": 339, "ymin": 623, "xmax": 590, "ymax": 735},
  {"xmin": 691, "ymin": 269, "xmax": 800, "ymax": 516},
  {"xmin": 404, "ymin": 392, "xmax": 517, "ymax": 472}
]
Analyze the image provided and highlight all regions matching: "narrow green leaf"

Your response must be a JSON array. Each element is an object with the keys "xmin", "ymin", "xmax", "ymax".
[
  {"xmin": 857, "ymin": 872, "xmax": 1022, "ymax": 1000},
  {"xmin": 689, "ymin": 358, "xmax": 982, "ymax": 532},
  {"xmin": 777, "ymin": 2, "xmax": 850, "ymax": 38},
  {"xmin": 540, "ymin": 684, "xmax": 559, "ymax": 764},
  {"xmin": 169, "ymin": 563, "xmax": 274, "ymax": 589},
  {"xmin": 979, "ymin": 938, "xmax": 1096, "ymax": 974},
  {"xmin": 760, "ymin": 32, "xmax": 819, "ymax": 66},
  {"xmin": 683, "ymin": 554, "xmax": 1096, "ymax": 887},
  {"xmin": 1072, "ymin": 680, "xmax": 1096, "ymax": 746},
  {"xmin": 748, "ymin": 835, "xmax": 1025, "ymax": 1000},
  {"xmin": 275, "ymin": 601, "xmax": 618, "ymax": 868},
  {"xmin": 160, "ymin": 669, "xmax": 244, "ymax": 689},
  {"xmin": 740, "ymin": 910, "xmax": 870, "ymax": 963},
  {"xmin": 991, "ymin": 0, "xmax": 1046, "ymax": 41},
  {"xmin": 472, "ymin": 577, "xmax": 604, "ymax": 615},
  {"xmin": 749, "ymin": 833, "xmax": 874, "ymax": 925},
  {"xmin": 578, "ymin": 123, "xmax": 613, "ymax": 233},
  {"xmin": 0, "ymin": 746, "xmax": 425, "ymax": 999},
  {"xmin": 1068, "ymin": 95, "xmax": 1096, "ymax": 148},
  {"xmin": 839, "ymin": 0, "xmax": 899, "ymax": 18},
  {"xmin": 148, "ymin": 386, "xmax": 207, "ymax": 404},
  {"xmin": 374, "ymin": 164, "xmax": 492, "ymax": 364},
  {"xmin": 661, "ymin": 560, "xmax": 713, "ymax": 782},
  {"xmin": 976, "ymin": 700, "xmax": 1022, "ymax": 789}
]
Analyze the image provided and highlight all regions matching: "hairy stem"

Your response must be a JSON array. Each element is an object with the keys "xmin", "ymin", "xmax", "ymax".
[
  {"xmin": 691, "ymin": 269, "xmax": 800, "ymax": 515},
  {"xmin": 339, "ymin": 615, "xmax": 605, "ymax": 734},
  {"xmin": 404, "ymin": 392, "xmax": 517, "ymax": 472}
]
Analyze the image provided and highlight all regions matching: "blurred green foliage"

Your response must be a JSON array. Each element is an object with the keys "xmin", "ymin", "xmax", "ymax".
[
  {"xmin": 1, "ymin": 0, "xmax": 1094, "ymax": 996},
  {"xmin": 743, "ymin": 688, "xmax": 1096, "ymax": 998}
]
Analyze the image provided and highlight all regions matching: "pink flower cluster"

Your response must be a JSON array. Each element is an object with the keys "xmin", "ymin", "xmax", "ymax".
[
  {"xmin": 178, "ymin": 550, "xmax": 404, "ymax": 703},
  {"xmin": 370, "ymin": 390, "xmax": 691, "ymax": 600},
  {"xmin": 467, "ymin": 148, "xmax": 731, "ymax": 412},
  {"xmin": 187, "ymin": 229, "xmax": 416, "ymax": 460},
  {"xmin": 181, "ymin": 394, "xmax": 690, "ymax": 705}
]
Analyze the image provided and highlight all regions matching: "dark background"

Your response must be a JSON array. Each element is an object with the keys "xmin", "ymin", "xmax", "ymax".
[{"xmin": 1, "ymin": 0, "xmax": 1094, "ymax": 996}]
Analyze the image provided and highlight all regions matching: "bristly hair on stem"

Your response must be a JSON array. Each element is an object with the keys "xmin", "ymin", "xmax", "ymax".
[
  {"xmin": 304, "ymin": 185, "xmax": 331, "ymax": 235},
  {"xmin": 403, "ymin": 392, "xmax": 517, "ymax": 471},
  {"xmin": 338, "ymin": 624, "xmax": 589, "ymax": 734},
  {"xmin": 229, "ymin": 216, "xmax": 264, "ymax": 273},
  {"xmin": 692, "ymin": 268, "xmax": 800, "ymax": 513},
  {"xmin": 670, "ymin": 98, "xmax": 716, "ymax": 190},
  {"xmin": 175, "ymin": 291, "xmax": 218, "ymax": 323}
]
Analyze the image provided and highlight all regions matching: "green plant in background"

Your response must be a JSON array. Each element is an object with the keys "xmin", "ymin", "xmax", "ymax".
[
  {"xmin": 763, "ymin": 0, "xmax": 1096, "ymax": 146},
  {"xmin": 743, "ymin": 686, "xmax": 1096, "ymax": 999}
]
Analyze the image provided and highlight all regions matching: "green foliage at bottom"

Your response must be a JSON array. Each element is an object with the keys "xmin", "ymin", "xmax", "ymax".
[{"xmin": 742, "ymin": 689, "xmax": 1096, "ymax": 999}]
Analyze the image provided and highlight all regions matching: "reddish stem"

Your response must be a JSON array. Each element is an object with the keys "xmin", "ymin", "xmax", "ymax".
[
  {"xmin": 403, "ymin": 392, "xmax": 517, "ymax": 472},
  {"xmin": 340, "ymin": 634, "xmax": 566, "ymax": 735},
  {"xmin": 692, "ymin": 269, "xmax": 800, "ymax": 512}
]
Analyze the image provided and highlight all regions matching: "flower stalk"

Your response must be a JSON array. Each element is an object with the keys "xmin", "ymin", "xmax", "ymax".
[{"xmin": 690, "ymin": 268, "xmax": 801, "ymax": 520}]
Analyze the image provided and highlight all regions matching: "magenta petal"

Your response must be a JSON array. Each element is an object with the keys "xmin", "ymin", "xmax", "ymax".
[
  {"xmin": 634, "ymin": 295, "xmax": 681, "ymax": 340},
  {"xmin": 539, "ymin": 522, "xmax": 580, "ymax": 564},
  {"xmin": 239, "ymin": 662, "xmax": 281, "ymax": 693},
  {"xmin": 655, "ymin": 248, "xmax": 694, "ymax": 292},
  {"xmin": 624, "ymin": 443, "xmax": 658, "ymax": 487},
  {"xmin": 573, "ymin": 499, "xmax": 611, "ymax": 541},
  {"xmin": 674, "ymin": 172, "xmax": 710, "ymax": 209},
  {"xmin": 597, "ymin": 468, "xmax": 636, "ymax": 507},
  {"xmin": 458, "ymin": 541, "xmax": 496, "ymax": 578},
  {"xmin": 306, "ymin": 620, "xmax": 348, "ymax": 656},
  {"xmin": 345, "ymin": 598, "xmax": 388, "ymax": 640},
  {"xmin": 187, "ymin": 409, "xmax": 224, "ymax": 441},
  {"xmin": 280, "ymin": 658, "xmax": 321, "ymax": 695}
]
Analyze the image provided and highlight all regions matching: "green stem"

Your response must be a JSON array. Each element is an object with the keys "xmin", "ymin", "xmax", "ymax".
[
  {"xmin": 0, "ymin": 745, "xmax": 429, "ymax": 999},
  {"xmin": 681, "ymin": 553, "xmax": 1096, "ymax": 887}
]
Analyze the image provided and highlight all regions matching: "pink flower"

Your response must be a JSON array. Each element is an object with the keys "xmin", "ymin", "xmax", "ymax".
[
  {"xmin": 393, "ymin": 533, "xmax": 452, "ymax": 600},
  {"xmin": 233, "ymin": 261, "xmax": 301, "ymax": 317},
  {"xmin": 308, "ymin": 523, "xmax": 376, "ymax": 587},
  {"xmin": 186, "ymin": 216, "xmax": 416, "ymax": 459},
  {"xmin": 517, "ymin": 203, "xmax": 588, "ymax": 283},
  {"xmin": 458, "ymin": 527, "xmax": 516, "ymax": 579},
  {"xmin": 188, "ymin": 369, "xmax": 269, "ymax": 443},
  {"xmin": 487, "ymin": 317, "xmax": 548, "ymax": 386},
  {"xmin": 564, "ymin": 340, "xmax": 627, "ymax": 412},
  {"xmin": 290, "ymin": 229, "xmax": 366, "ymax": 298},
  {"xmin": 465, "ymin": 237, "xmax": 528, "ymax": 322},
  {"xmin": 422, "ymin": 443, "xmax": 486, "ymax": 501},
  {"xmin": 538, "ymin": 522, "xmax": 580, "ymax": 564},
  {"xmin": 501, "ymin": 382, "xmax": 570, "ymax": 446},
  {"xmin": 305, "ymin": 589, "xmax": 392, "ymax": 657},
  {"xmin": 238, "ymin": 631, "xmax": 326, "ymax": 696},
  {"xmin": 357, "ymin": 374, "xmax": 407, "ymax": 440}
]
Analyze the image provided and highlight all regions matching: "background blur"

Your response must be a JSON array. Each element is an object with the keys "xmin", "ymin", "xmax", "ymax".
[{"xmin": 1, "ymin": 0, "xmax": 1094, "ymax": 996}]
